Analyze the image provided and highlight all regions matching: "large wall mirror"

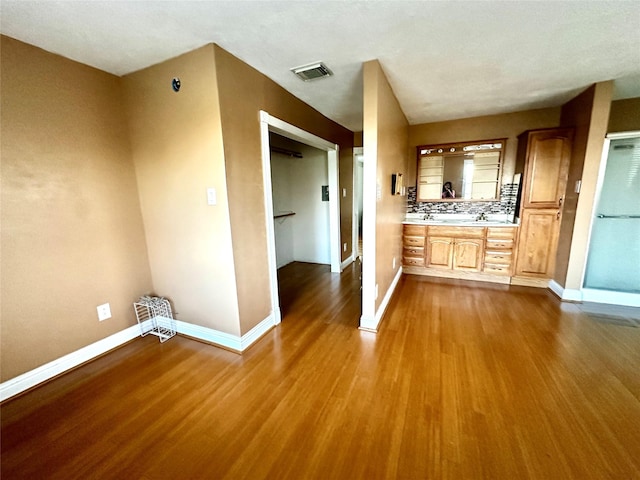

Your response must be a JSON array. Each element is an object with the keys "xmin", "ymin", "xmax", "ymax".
[{"xmin": 416, "ymin": 138, "xmax": 506, "ymax": 202}]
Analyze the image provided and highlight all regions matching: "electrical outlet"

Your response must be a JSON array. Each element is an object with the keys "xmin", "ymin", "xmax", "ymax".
[
  {"xmin": 393, "ymin": 257, "xmax": 396, "ymax": 269},
  {"xmin": 343, "ymin": 188, "xmax": 347, "ymax": 197},
  {"xmin": 375, "ymin": 284, "xmax": 379, "ymax": 300},
  {"xmin": 97, "ymin": 303, "xmax": 111, "ymax": 321},
  {"xmin": 343, "ymin": 242, "xmax": 347, "ymax": 252}
]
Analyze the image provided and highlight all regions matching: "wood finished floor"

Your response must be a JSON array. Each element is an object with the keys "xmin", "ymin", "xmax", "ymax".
[{"xmin": 2, "ymin": 262, "xmax": 640, "ymax": 479}]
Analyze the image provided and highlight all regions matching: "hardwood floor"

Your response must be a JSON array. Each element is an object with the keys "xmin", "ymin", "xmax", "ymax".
[{"xmin": 2, "ymin": 265, "xmax": 640, "ymax": 479}]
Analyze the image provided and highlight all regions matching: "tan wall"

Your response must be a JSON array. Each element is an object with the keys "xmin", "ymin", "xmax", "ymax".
[
  {"xmin": 123, "ymin": 45, "xmax": 241, "ymax": 335},
  {"xmin": 555, "ymin": 82, "xmax": 613, "ymax": 289},
  {"xmin": 1, "ymin": 37, "xmax": 153, "ymax": 381},
  {"xmin": 213, "ymin": 46, "xmax": 354, "ymax": 334},
  {"xmin": 608, "ymin": 98, "xmax": 640, "ymax": 133},
  {"xmin": 362, "ymin": 60, "xmax": 409, "ymax": 314},
  {"xmin": 407, "ymin": 108, "xmax": 561, "ymax": 186}
]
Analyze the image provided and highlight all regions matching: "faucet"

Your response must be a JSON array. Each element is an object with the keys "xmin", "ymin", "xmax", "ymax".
[{"xmin": 476, "ymin": 212, "xmax": 487, "ymax": 221}]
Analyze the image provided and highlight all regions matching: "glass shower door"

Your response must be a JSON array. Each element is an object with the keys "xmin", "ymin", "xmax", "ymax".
[{"xmin": 583, "ymin": 135, "xmax": 640, "ymax": 294}]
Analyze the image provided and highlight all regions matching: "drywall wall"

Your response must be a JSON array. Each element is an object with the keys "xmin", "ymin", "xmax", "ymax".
[
  {"xmin": 362, "ymin": 60, "xmax": 409, "ymax": 325},
  {"xmin": 213, "ymin": 45, "xmax": 354, "ymax": 335},
  {"xmin": 555, "ymin": 82, "xmax": 613, "ymax": 289},
  {"xmin": 608, "ymin": 98, "xmax": 640, "ymax": 133},
  {"xmin": 270, "ymin": 151, "xmax": 296, "ymax": 268},
  {"xmin": 407, "ymin": 108, "xmax": 561, "ymax": 187},
  {"xmin": 122, "ymin": 45, "xmax": 241, "ymax": 336},
  {"xmin": 270, "ymin": 136, "xmax": 331, "ymax": 267},
  {"xmin": 0, "ymin": 36, "xmax": 153, "ymax": 381}
]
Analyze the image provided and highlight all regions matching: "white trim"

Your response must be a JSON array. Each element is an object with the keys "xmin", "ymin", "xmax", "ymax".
[
  {"xmin": 260, "ymin": 110, "xmax": 342, "ymax": 327},
  {"xmin": 359, "ymin": 267, "xmax": 403, "ymax": 332},
  {"xmin": 260, "ymin": 111, "xmax": 282, "ymax": 326},
  {"xmin": 341, "ymin": 254, "xmax": 355, "ymax": 270},
  {"xmin": 175, "ymin": 314, "xmax": 276, "ymax": 351},
  {"xmin": 327, "ymin": 148, "xmax": 341, "ymax": 273},
  {"xmin": 352, "ymin": 147, "xmax": 363, "ymax": 262},
  {"xmin": 360, "ymin": 143, "xmax": 377, "ymax": 330},
  {"xmin": 239, "ymin": 315, "xmax": 277, "ymax": 350},
  {"xmin": 548, "ymin": 279, "xmax": 564, "ymax": 299},
  {"xmin": 581, "ymin": 289, "xmax": 640, "ymax": 308},
  {"xmin": 0, "ymin": 324, "xmax": 144, "ymax": 402},
  {"xmin": 549, "ymin": 280, "xmax": 583, "ymax": 302},
  {"xmin": 0, "ymin": 315, "xmax": 279, "ymax": 402}
]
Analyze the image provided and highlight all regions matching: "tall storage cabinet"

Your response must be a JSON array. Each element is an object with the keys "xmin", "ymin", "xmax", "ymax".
[{"xmin": 514, "ymin": 128, "xmax": 573, "ymax": 281}]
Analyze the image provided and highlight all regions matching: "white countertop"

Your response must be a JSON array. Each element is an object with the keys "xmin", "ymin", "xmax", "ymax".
[{"xmin": 403, "ymin": 213, "xmax": 518, "ymax": 227}]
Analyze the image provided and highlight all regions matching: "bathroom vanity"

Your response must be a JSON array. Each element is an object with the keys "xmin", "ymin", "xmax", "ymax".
[{"xmin": 403, "ymin": 216, "xmax": 518, "ymax": 284}]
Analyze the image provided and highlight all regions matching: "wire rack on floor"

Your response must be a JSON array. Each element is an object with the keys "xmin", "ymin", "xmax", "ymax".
[{"xmin": 133, "ymin": 296, "xmax": 176, "ymax": 342}]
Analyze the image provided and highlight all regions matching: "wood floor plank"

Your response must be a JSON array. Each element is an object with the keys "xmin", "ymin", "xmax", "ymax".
[{"xmin": 2, "ymin": 264, "xmax": 640, "ymax": 479}]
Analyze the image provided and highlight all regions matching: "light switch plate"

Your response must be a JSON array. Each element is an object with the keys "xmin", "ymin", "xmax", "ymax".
[{"xmin": 207, "ymin": 187, "xmax": 217, "ymax": 205}]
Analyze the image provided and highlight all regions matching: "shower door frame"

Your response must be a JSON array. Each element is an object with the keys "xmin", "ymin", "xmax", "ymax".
[{"xmin": 581, "ymin": 130, "xmax": 640, "ymax": 307}]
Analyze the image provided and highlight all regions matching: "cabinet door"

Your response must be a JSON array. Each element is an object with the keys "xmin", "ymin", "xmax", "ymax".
[
  {"xmin": 521, "ymin": 129, "xmax": 573, "ymax": 209},
  {"xmin": 453, "ymin": 239, "xmax": 484, "ymax": 272},
  {"xmin": 514, "ymin": 209, "xmax": 560, "ymax": 277},
  {"xmin": 426, "ymin": 237, "xmax": 453, "ymax": 269}
]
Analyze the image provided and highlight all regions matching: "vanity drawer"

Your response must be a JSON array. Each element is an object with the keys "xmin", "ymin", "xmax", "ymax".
[
  {"xmin": 486, "ymin": 226, "xmax": 518, "ymax": 240},
  {"xmin": 483, "ymin": 263, "xmax": 512, "ymax": 275},
  {"xmin": 403, "ymin": 256, "xmax": 426, "ymax": 267},
  {"xmin": 427, "ymin": 226, "xmax": 485, "ymax": 238},
  {"xmin": 486, "ymin": 239, "xmax": 515, "ymax": 249},
  {"xmin": 404, "ymin": 225, "xmax": 426, "ymax": 237},
  {"xmin": 403, "ymin": 246, "xmax": 424, "ymax": 258},
  {"xmin": 484, "ymin": 251, "xmax": 513, "ymax": 264},
  {"xmin": 404, "ymin": 236, "xmax": 425, "ymax": 247}
]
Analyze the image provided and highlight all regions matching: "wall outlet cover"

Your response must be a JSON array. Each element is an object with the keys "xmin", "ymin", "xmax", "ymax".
[{"xmin": 97, "ymin": 303, "xmax": 111, "ymax": 321}]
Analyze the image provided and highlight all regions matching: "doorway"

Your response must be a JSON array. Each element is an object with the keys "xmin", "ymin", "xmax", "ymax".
[
  {"xmin": 259, "ymin": 111, "xmax": 340, "ymax": 325},
  {"xmin": 582, "ymin": 131, "xmax": 640, "ymax": 307}
]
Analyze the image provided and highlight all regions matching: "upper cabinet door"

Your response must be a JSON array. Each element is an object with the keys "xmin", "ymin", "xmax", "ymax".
[{"xmin": 520, "ymin": 128, "xmax": 574, "ymax": 209}]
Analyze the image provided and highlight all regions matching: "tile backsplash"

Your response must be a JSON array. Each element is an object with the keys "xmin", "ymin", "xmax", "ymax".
[{"xmin": 406, "ymin": 184, "xmax": 519, "ymax": 215}]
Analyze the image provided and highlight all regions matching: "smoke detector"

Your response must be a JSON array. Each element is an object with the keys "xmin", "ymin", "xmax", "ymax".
[{"xmin": 291, "ymin": 62, "xmax": 333, "ymax": 81}]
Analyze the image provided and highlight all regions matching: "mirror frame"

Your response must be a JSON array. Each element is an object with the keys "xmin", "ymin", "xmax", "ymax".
[{"xmin": 416, "ymin": 138, "xmax": 507, "ymax": 202}]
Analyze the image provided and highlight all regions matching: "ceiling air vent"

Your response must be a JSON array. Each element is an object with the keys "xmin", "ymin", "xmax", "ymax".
[{"xmin": 291, "ymin": 62, "xmax": 333, "ymax": 81}]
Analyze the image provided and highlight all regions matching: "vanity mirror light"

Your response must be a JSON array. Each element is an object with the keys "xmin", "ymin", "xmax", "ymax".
[{"xmin": 416, "ymin": 138, "xmax": 506, "ymax": 202}]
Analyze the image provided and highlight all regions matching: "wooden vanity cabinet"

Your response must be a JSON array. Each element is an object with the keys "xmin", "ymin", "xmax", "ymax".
[
  {"xmin": 403, "ymin": 224, "xmax": 426, "ymax": 267},
  {"xmin": 517, "ymin": 128, "xmax": 573, "ymax": 209},
  {"xmin": 426, "ymin": 226, "xmax": 484, "ymax": 272},
  {"xmin": 403, "ymin": 224, "xmax": 519, "ymax": 283},
  {"xmin": 483, "ymin": 226, "xmax": 518, "ymax": 276},
  {"xmin": 514, "ymin": 127, "xmax": 573, "ymax": 281},
  {"xmin": 514, "ymin": 209, "xmax": 560, "ymax": 278},
  {"xmin": 426, "ymin": 237, "xmax": 453, "ymax": 269}
]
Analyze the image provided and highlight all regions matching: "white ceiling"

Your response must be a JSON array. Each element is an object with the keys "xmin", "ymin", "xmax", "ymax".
[{"xmin": 2, "ymin": 1, "xmax": 639, "ymax": 132}]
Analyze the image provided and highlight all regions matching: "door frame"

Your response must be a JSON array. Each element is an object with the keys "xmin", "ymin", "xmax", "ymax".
[
  {"xmin": 352, "ymin": 147, "xmax": 364, "ymax": 261},
  {"xmin": 259, "ymin": 111, "xmax": 341, "ymax": 324}
]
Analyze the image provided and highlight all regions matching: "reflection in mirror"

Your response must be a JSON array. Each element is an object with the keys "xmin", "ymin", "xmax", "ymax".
[{"xmin": 417, "ymin": 139, "xmax": 506, "ymax": 201}]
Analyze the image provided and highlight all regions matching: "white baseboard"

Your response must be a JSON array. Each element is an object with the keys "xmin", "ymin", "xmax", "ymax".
[
  {"xmin": 547, "ymin": 281, "xmax": 639, "ymax": 306},
  {"xmin": 175, "ymin": 313, "xmax": 276, "ymax": 352},
  {"xmin": 359, "ymin": 267, "xmax": 403, "ymax": 332},
  {"xmin": 1, "ymin": 314, "xmax": 278, "ymax": 403},
  {"xmin": 341, "ymin": 254, "xmax": 355, "ymax": 270},
  {"xmin": 582, "ymin": 288, "xmax": 640, "ymax": 308},
  {"xmin": 0, "ymin": 323, "xmax": 145, "ymax": 402}
]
